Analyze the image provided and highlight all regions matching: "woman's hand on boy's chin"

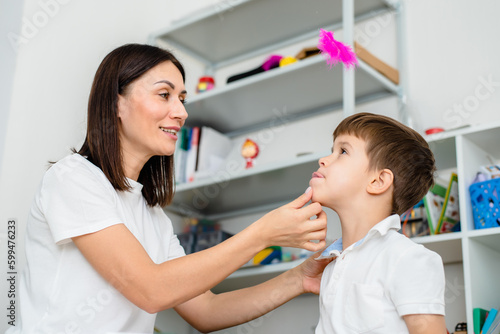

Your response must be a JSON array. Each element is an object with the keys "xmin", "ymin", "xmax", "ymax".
[
  {"xmin": 295, "ymin": 251, "xmax": 334, "ymax": 295},
  {"xmin": 252, "ymin": 190, "xmax": 328, "ymax": 252}
]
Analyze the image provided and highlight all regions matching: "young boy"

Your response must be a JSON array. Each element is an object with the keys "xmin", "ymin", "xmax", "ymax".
[{"xmin": 310, "ymin": 113, "xmax": 446, "ymax": 333}]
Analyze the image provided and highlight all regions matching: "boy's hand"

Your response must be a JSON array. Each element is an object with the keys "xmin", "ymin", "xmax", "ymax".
[
  {"xmin": 296, "ymin": 252, "xmax": 334, "ymax": 295},
  {"xmin": 253, "ymin": 190, "xmax": 327, "ymax": 251}
]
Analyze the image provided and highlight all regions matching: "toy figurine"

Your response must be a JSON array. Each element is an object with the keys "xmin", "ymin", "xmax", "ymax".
[
  {"xmin": 241, "ymin": 138, "xmax": 259, "ymax": 169},
  {"xmin": 196, "ymin": 76, "xmax": 215, "ymax": 93}
]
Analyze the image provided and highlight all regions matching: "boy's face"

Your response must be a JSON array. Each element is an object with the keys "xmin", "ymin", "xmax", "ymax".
[{"xmin": 309, "ymin": 134, "xmax": 372, "ymax": 210}]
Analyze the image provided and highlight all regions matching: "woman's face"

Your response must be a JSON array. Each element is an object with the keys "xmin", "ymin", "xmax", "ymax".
[{"xmin": 117, "ymin": 61, "xmax": 188, "ymax": 164}]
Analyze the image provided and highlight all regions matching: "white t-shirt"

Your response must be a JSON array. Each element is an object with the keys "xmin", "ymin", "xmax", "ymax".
[
  {"xmin": 7, "ymin": 154, "xmax": 185, "ymax": 334},
  {"xmin": 315, "ymin": 215, "xmax": 445, "ymax": 334}
]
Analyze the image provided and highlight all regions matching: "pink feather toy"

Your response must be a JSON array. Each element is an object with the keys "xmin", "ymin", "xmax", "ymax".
[{"xmin": 317, "ymin": 29, "xmax": 358, "ymax": 69}]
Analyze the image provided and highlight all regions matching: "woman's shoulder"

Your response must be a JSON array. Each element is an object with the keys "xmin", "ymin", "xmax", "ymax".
[{"xmin": 44, "ymin": 153, "xmax": 113, "ymax": 190}]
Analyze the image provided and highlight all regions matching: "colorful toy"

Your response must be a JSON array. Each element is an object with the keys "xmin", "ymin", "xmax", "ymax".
[
  {"xmin": 317, "ymin": 28, "xmax": 358, "ymax": 69},
  {"xmin": 196, "ymin": 76, "xmax": 215, "ymax": 93},
  {"xmin": 241, "ymin": 138, "xmax": 259, "ymax": 169},
  {"xmin": 227, "ymin": 55, "xmax": 283, "ymax": 83},
  {"xmin": 253, "ymin": 246, "xmax": 282, "ymax": 265},
  {"xmin": 279, "ymin": 56, "xmax": 298, "ymax": 67}
]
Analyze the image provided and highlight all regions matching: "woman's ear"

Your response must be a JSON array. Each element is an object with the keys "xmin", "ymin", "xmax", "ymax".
[
  {"xmin": 367, "ymin": 168, "xmax": 394, "ymax": 195},
  {"xmin": 117, "ymin": 94, "xmax": 126, "ymax": 119}
]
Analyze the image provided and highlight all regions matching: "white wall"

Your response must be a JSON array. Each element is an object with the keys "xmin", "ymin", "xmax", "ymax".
[
  {"xmin": 0, "ymin": 0, "xmax": 24, "ymax": 180},
  {"xmin": 0, "ymin": 0, "xmax": 499, "ymax": 333},
  {"xmin": 0, "ymin": 1, "xmax": 218, "ymax": 332}
]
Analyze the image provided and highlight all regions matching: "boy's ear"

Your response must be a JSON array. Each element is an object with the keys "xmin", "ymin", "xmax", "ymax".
[{"xmin": 367, "ymin": 168, "xmax": 394, "ymax": 195}]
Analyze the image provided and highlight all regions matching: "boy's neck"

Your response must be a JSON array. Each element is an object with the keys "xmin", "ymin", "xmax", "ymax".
[{"xmin": 338, "ymin": 210, "xmax": 392, "ymax": 251}]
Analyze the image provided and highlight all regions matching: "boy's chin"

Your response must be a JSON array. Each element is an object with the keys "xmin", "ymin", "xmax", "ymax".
[{"xmin": 310, "ymin": 194, "xmax": 324, "ymax": 205}]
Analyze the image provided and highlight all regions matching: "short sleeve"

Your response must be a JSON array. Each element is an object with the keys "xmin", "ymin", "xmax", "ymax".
[
  {"xmin": 168, "ymin": 233, "xmax": 186, "ymax": 260},
  {"xmin": 41, "ymin": 156, "xmax": 123, "ymax": 245},
  {"xmin": 153, "ymin": 207, "xmax": 186, "ymax": 260},
  {"xmin": 387, "ymin": 244, "xmax": 446, "ymax": 316}
]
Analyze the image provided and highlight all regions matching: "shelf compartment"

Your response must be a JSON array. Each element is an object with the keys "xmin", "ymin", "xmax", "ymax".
[
  {"xmin": 166, "ymin": 151, "xmax": 327, "ymax": 219},
  {"xmin": 426, "ymin": 135, "xmax": 457, "ymax": 172},
  {"xmin": 212, "ymin": 259, "xmax": 305, "ymax": 293},
  {"xmin": 181, "ymin": 56, "xmax": 399, "ymax": 135},
  {"xmin": 467, "ymin": 235, "xmax": 500, "ymax": 311},
  {"xmin": 151, "ymin": 0, "xmax": 393, "ymax": 67},
  {"xmin": 411, "ymin": 233, "xmax": 463, "ymax": 264}
]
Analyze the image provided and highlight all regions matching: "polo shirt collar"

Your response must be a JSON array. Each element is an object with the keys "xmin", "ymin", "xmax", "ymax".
[{"xmin": 316, "ymin": 214, "xmax": 401, "ymax": 260}]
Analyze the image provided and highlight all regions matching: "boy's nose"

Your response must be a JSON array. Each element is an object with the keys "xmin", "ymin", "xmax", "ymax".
[{"xmin": 319, "ymin": 154, "xmax": 334, "ymax": 167}]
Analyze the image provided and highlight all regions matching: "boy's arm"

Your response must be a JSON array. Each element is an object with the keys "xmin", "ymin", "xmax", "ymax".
[
  {"xmin": 404, "ymin": 314, "xmax": 447, "ymax": 334},
  {"xmin": 174, "ymin": 253, "xmax": 333, "ymax": 333}
]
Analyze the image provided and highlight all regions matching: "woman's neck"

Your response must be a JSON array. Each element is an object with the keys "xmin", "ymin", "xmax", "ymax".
[{"xmin": 121, "ymin": 149, "xmax": 149, "ymax": 181}]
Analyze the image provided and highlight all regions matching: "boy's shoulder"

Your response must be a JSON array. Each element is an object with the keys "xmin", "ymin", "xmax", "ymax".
[{"xmin": 384, "ymin": 229, "xmax": 442, "ymax": 263}]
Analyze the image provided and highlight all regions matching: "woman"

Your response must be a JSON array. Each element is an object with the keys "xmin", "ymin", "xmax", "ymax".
[{"xmin": 10, "ymin": 44, "xmax": 330, "ymax": 333}]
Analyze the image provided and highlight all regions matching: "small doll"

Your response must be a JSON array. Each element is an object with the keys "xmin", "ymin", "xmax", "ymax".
[{"xmin": 241, "ymin": 139, "xmax": 259, "ymax": 169}]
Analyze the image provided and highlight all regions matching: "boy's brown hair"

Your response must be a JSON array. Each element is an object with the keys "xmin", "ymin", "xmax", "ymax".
[{"xmin": 334, "ymin": 112, "xmax": 435, "ymax": 215}]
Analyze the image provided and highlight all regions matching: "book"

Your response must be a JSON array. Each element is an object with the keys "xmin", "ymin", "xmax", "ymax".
[
  {"xmin": 423, "ymin": 183, "xmax": 447, "ymax": 235},
  {"xmin": 174, "ymin": 127, "xmax": 190, "ymax": 184},
  {"xmin": 435, "ymin": 173, "xmax": 460, "ymax": 234},
  {"xmin": 185, "ymin": 126, "xmax": 200, "ymax": 183},
  {"xmin": 475, "ymin": 308, "xmax": 489, "ymax": 334},
  {"xmin": 195, "ymin": 126, "xmax": 233, "ymax": 179},
  {"xmin": 485, "ymin": 309, "xmax": 500, "ymax": 334},
  {"xmin": 483, "ymin": 308, "xmax": 498, "ymax": 334}
]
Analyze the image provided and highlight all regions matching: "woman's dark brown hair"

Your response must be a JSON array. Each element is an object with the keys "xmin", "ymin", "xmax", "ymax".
[{"xmin": 75, "ymin": 43, "xmax": 185, "ymax": 207}]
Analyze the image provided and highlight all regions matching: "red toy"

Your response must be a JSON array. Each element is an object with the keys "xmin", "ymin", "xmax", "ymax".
[{"xmin": 241, "ymin": 139, "xmax": 259, "ymax": 169}]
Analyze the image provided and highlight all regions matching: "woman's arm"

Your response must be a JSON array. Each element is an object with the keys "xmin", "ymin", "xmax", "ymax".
[
  {"xmin": 72, "ymin": 191, "xmax": 327, "ymax": 313},
  {"xmin": 173, "ymin": 252, "xmax": 333, "ymax": 333}
]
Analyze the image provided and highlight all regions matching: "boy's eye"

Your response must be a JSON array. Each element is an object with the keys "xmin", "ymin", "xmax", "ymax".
[{"xmin": 340, "ymin": 148, "xmax": 347, "ymax": 155}]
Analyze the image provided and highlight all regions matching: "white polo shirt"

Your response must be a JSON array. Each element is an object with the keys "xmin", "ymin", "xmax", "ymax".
[{"xmin": 315, "ymin": 214, "xmax": 445, "ymax": 334}]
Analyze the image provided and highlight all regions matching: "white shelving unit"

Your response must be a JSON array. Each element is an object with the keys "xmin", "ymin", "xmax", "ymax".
[
  {"xmin": 149, "ymin": 0, "xmax": 405, "ymax": 137},
  {"xmin": 150, "ymin": 0, "xmax": 499, "ymax": 332}
]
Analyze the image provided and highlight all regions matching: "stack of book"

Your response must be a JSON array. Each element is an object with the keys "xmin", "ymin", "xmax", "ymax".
[
  {"xmin": 174, "ymin": 126, "xmax": 233, "ymax": 184},
  {"xmin": 474, "ymin": 307, "xmax": 500, "ymax": 334}
]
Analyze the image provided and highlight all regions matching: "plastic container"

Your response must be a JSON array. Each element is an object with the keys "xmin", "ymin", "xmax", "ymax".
[{"xmin": 469, "ymin": 178, "xmax": 500, "ymax": 229}]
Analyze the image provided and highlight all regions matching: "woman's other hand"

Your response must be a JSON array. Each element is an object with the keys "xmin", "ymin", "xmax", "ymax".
[{"xmin": 296, "ymin": 252, "xmax": 334, "ymax": 295}]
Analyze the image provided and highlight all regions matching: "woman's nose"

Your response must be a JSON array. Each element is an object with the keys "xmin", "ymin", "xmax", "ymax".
[{"xmin": 171, "ymin": 101, "xmax": 188, "ymax": 121}]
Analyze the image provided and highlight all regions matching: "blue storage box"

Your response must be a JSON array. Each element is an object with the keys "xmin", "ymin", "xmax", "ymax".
[{"xmin": 469, "ymin": 178, "xmax": 500, "ymax": 229}]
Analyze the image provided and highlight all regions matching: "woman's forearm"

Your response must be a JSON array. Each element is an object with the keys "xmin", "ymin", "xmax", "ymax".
[{"xmin": 175, "ymin": 267, "xmax": 305, "ymax": 332}]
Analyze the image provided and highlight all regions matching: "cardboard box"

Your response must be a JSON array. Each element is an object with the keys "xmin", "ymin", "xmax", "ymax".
[{"xmin": 354, "ymin": 42, "xmax": 399, "ymax": 85}]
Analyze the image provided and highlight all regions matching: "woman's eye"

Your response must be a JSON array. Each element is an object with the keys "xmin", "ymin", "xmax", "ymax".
[
  {"xmin": 180, "ymin": 97, "xmax": 187, "ymax": 105},
  {"xmin": 160, "ymin": 93, "xmax": 169, "ymax": 99}
]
